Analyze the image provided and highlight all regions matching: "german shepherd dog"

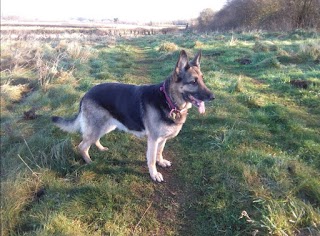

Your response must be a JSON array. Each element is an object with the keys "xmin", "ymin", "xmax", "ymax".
[{"xmin": 52, "ymin": 50, "xmax": 214, "ymax": 182}]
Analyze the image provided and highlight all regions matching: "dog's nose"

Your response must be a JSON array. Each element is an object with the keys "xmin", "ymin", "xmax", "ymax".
[{"xmin": 208, "ymin": 93, "xmax": 215, "ymax": 100}]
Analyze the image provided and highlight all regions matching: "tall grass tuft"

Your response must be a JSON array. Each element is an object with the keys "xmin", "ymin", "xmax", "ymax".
[
  {"xmin": 158, "ymin": 41, "xmax": 178, "ymax": 52},
  {"xmin": 297, "ymin": 42, "xmax": 320, "ymax": 62},
  {"xmin": 1, "ymin": 172, "xmax": 43, "ymax": 235}
]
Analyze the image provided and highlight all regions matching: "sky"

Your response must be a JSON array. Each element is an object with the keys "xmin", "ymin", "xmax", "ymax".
[{"xmin": 1, "ymin": 0, "xmax": 227, "ymax": 22}]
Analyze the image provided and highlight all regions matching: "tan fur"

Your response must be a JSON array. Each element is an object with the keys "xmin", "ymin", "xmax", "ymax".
[{"xmin": 52, "ymin": 50, "xmax": 214, "ymax": 182}]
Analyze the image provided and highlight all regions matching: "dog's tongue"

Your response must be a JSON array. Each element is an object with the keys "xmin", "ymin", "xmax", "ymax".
[{"xmin": 198, "ymin": 101, "xmax": 205, "ymax": 114}]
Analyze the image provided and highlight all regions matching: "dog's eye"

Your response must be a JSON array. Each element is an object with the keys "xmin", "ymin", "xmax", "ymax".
[{"xmin": 189, "ymin": 78, "xmax": 198, "ymax": 85}]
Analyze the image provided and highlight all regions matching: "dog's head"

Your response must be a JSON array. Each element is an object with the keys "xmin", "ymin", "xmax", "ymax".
[{"xmin": 171, "ymin": 50, "xmax": 215, "ymax": 114}]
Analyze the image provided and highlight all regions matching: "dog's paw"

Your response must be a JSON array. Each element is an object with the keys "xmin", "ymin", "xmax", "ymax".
[
  {"xmin": 150, "ymin": 171, "xmax": 164, "ymax": 182},
  {"xmin": 157, "ymin": 159, "xmax": 172, "ymax": 168},
  {"xmin": 95, "ymin": 141, "xmax": 109, "ymax": 151},
  {"xmin": 83, "ymin": 157, "xmax": 92, "ymax": 164},
  {"xmin": 98, "ymin": 147, "xmax": 109, "ymax": 152}
]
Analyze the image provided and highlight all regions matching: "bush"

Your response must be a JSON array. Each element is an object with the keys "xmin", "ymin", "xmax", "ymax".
[
  {"xmin": 196, "ymin": 0, "xmax": 320, "ymax": 31},
  {"xmin": 196, "ymin": 8, "xmax": 216, "ymax": 31},
  {"xmin": 253, "ymin": 42, "xmax": 270, "ymax": 52},
  {"xmin": 253, "ymin": 41, "xmax": 279, "ymax": 53},
  {"xmin": 158, "ymin": 42, "xmax": 178, "ymax": 52},
  {"xmin": 256, "ymin": 57, "xmax": 281, "ymax": 68},
  {"xmin": 298, "ymin": 42, "xmax": 320, "ymax": 62}
]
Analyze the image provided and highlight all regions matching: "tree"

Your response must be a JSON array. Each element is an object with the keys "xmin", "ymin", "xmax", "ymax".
[
  {"xmin": 205, "ymin": 0, "xmax": 320, "ymax": 31},
  {"xmin": 197, "ymin": 8, "xmax": 215, "ymax": 31}
]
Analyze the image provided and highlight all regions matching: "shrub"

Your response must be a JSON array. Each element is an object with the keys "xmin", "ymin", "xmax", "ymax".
[
  {"xmin": 199, "ymin": 0, "xmax": 320, "ymax": 31},
  {"xmin": 297, "ymin": 42, "xmax": 320, "ymax": 62},
  {"xmin": 158, "ymin": 42, "xmax": 178, "ymax": 52},
  {"xmin": 253, "ymin": 41, "xmax": 278, "ymax": 53},
  {"xmin": 256, "ymin": 57, "xmax": 281, "ymax": 68}
]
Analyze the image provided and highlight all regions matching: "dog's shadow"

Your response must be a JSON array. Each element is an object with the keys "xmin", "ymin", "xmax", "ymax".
[{"xmin": 86, "ymin": 157, "xmax": 147, "ymax": 180}]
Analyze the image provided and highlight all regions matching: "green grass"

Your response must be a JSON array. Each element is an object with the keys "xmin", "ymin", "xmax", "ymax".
[{"xmin": 1, "ymin": 30, "xmax": 320, "ymax": 236}]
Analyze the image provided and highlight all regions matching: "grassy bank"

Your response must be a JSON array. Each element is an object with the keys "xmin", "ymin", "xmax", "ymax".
[{"xmin": 1, "ymin": 30, "xmax": 320, "ymax": 235}]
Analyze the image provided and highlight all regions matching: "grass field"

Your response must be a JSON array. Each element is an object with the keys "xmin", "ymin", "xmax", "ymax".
[{"xmin": 1, "ymin": 29, "xmax": 320, "ymax": 235}]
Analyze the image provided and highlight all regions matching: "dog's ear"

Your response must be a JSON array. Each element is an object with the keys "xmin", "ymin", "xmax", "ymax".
[
  {"xmin": 190, "ymin": 50, "xmax": 201, "ymax": 68},
  {"xmin": 174, "ymin": 50, "xmax": 190, "ymax": 81}
]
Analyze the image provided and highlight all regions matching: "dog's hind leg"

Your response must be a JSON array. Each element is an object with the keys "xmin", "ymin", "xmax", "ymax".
[
  {"xmin": 78, "ymin": 120, "xmax": 102, "ymax": 163},
  {"xmin": 78, "ymin": 101, "xmax": 117, "ymax": 162},
  {"xmin": 95, "ymin": 139, "xmax": 108, "ymax": 151},
  {"xmin": 94, "ymin": 122, "xmax": 117, "ymax": 152},
  {"xmin": 78, "ymin": 122, "xmax": 113, "ymax": 163},
  {"xmin": 156, "ymin": 139, "xmax": 171, "ymax": 168},
  {"xmin": 79, "ymin": 135, "xmax": 109, "ymax": 163},
  {"xmin": 79, "ymin": 133, "xmax": 106, "ymax": 163},
  {"xmin": 78, "ymin": 138, "xmax": 93, "ymax": 163}
]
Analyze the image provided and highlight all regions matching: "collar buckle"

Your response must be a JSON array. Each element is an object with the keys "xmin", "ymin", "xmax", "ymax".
[{"xmin": 160, "ymin": 81, "xmax": 187, "ymax": 120}]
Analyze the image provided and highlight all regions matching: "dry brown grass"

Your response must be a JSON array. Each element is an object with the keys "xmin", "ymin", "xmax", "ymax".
[{"xmin": 1, "ymin": 173, "xmax": 43, "ymax": 236}]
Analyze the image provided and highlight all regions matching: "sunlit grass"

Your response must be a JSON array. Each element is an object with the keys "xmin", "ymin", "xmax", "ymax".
[{"xmin": 1, "ymin": 30, "xmax": 319, "ymax": 235}]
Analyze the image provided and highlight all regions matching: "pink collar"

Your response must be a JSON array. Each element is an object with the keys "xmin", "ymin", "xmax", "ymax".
[{"xmin": 160, "ymin": 80, "xmax": 187, "ymax": 119}]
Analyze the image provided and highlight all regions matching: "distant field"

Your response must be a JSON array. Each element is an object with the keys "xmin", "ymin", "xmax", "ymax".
[
  {"xmin": 1, "ymin": 27, "xmax": 320, "ymax": 235},
  {"xmin": 1, "ymin": 21, "xmax": 184, "ymax": 40},
  {"xmin": 1, "ymin": 20, "xmax": 182, "ymax": 29}
]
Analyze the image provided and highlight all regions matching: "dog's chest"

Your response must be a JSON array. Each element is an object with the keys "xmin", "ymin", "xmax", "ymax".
[{"xmin": 158, "ymin": 123, "xmax": 184, "ymax": 139}]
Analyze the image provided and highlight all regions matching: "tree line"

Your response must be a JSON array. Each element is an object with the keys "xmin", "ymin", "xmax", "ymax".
[{"xmin": 196, "ymin": 0, "xmax": 320, "ymax": 31}]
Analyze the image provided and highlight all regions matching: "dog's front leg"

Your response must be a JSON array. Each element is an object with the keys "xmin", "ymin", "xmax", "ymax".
[
  {"xmin": 147, "ymin": 137, "xmax": 164, "ymax": 182},
  {"xmin": 156, "ymin": 139, "xmax": 171, "ymax": 167}
]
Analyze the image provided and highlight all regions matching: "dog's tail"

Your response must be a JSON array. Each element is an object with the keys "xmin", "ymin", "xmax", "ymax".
[{"xmin": 52, "ymin": 114, "xmax": 81, "ymax": 133}]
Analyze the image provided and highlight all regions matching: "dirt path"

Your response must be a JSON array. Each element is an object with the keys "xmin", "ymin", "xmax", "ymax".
[{"xmin": 128, "ymin": 44, "xmax": 192, "ymax": 234}]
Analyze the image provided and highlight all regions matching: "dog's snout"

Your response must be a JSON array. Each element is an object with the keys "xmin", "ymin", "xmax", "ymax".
[
  {"xmin": 203, "ymin": 89, "xmax": 215, "ymax": 101},
  {"xmin": 200, "ymin": 85, "xmax": 215, "ymax": 101},
  {"xmin": 209, "ymin": 92, "xmax": 215, "ymax": 100}
]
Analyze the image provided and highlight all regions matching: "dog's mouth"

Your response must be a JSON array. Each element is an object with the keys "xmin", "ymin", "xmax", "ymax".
[{"xmin": 188, "ymin": 95, "xmax": 205, "ymax": 114}]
